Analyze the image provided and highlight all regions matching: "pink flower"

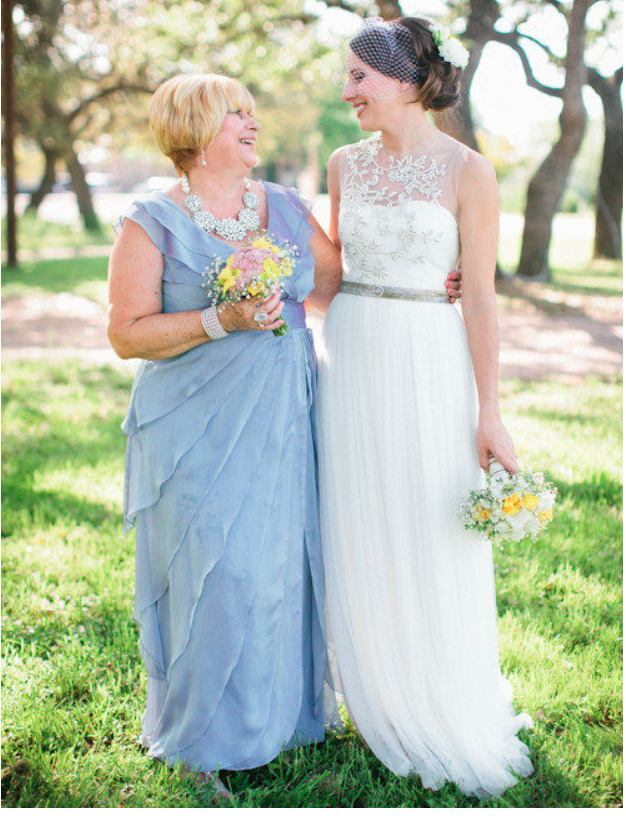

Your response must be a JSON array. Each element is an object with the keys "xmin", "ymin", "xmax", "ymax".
[{"xmin": 229, "ymin": 247, "xmax": 279, "ymax": 288}]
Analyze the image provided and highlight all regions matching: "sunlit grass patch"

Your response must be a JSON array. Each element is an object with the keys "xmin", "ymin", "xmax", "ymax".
[
  {"xmin": 1, "ymin": 257, "xmax": 110, "ymax": 306},
  {"xmin": 1, "ymin": 213, "xmax": 114, "ymax": 253}
]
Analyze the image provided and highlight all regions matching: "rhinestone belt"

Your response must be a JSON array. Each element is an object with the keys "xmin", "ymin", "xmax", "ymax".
[{"xmin": 338, "ymin": 281, "xmax": 450, "ymax": 303}]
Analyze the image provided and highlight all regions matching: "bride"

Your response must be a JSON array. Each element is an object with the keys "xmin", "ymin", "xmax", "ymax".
[{"xmin": 317, "ymin": 16, "xmax": 534, "ymax": 798}]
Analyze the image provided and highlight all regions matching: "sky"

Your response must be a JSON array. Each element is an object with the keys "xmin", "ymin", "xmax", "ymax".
[{"xmin": 313, "ymin": 0, "xmax": 622, "ymax": 149}]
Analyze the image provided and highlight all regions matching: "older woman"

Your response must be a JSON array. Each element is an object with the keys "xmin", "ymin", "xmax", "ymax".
[{"xmin": 107, "ymin": 73, "xmax": 343, "ymax": 795}]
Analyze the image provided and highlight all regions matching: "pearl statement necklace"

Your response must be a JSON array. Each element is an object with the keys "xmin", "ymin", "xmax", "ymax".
[{"xmin": 180, "ymin": 172, "xmax": 261, "ymax": 242}]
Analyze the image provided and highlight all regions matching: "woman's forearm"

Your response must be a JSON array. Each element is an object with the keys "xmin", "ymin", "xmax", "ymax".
[
  {"xmin": 307, "ymin": 262, "xmax": 342, "ymax": 313},
  {"xmin": 108, "ymin": 309, "xmax": 210, "ymax": 360},
  {"xmin": 462, "ymin": 296, "xmax": 501, "ymax": 418},
  {"xmin": 305, "ymin": 199, "xmax": 343, "ymax": 313}
]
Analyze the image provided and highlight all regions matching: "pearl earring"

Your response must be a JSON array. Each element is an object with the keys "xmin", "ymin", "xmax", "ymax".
[{"xmin": 201, "ymin": 148, "xmax": 206, "ymax": 166}]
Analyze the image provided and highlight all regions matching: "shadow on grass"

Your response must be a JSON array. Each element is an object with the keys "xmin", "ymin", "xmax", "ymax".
[
  {"xmin": 551, "ymin": 282, "xmax": 623, "ymax": 298},
  {"xmin": 2, "ymin": 599, "xmax": 138, "ymax": 663},
  {"xmin": 3, "ymin": 421, "xmax": 125, "ymax": 476},
  {"xmin": 522, "ymin": 407, "xmax": 621, "ymax": 428},
  {"xmin": 552, "ymin": 474, "xmax": 623, "ymax": 508},
  {"xmin": 2, "ymin": 716, "xmax": 594, "ymax": 808},
  {"xmin": 1, "ymin": 480, "xmax": 119, "ymax": 536},
  {"xmin": 212, "ymin": 731, "xmax": 591, "ymax": 808}
]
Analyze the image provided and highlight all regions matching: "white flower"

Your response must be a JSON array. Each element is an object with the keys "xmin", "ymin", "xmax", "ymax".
[
  {"xmin": 438, "ymin": 36, "xmax": 469, "ymax": 69},
  {"xmin": 429, "ymin": 23, "xmax": 451, "ymax": 44},
  {"xmin": 537, "ymin": 491, "xmax": 556, "ymax": 512}
]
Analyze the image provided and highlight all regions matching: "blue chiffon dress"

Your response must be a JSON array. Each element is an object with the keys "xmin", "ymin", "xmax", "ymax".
[{"xmin": 116, "ymin": 183, "xmax": 337, "ymax": 773}]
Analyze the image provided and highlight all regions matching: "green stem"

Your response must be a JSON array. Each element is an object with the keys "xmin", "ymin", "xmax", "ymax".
[{"xmin": 273, "ymin": 319, "xmax": 290, "ymax": 337}]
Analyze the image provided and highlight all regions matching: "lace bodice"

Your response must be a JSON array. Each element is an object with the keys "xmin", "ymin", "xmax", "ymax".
[{"xmin": 338, "ymin": 132, "xmax": 469, "ymax": 291}]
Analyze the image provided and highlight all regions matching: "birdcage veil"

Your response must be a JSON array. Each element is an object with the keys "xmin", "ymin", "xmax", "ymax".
[
  {"xmin": 332, "ymin": 17, "xmax": 423, "ymax": 100},
  {"xmin": 331, "ymin": 16, "xmax": 469, "ymax": 100}
]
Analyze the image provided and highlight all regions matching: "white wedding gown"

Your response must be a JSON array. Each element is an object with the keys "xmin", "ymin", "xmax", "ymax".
[{"xmin": 317, "ymin": 132, "xmax": 533, "ymax": 798}]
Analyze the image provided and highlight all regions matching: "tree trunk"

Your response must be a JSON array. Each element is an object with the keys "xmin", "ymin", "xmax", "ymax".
[
  {"xmin": 66, "ymin": 147, "xmax": 99, "ymax": 230},
  {"xmin": 376, "ymin": 1, "xmax": 403, "ymax": 21},
  {"xmin": 434, "ymin": 0, "xmax": 502, "ymax": 151},
  {"xmin": 2, "ymin": 0, "xmax": 18, "ymax": 266},
  {"xmin": 588, "ymin": 68, "xmax": 623, "ymax": 259},
  {"xmin": 26, "ymin": 147, "xmax": 58, "ymax": 213},
  {"xmin": 517, "ymin": 0, "xmax": 593, "ymax": 280},
  {"xmin": 434, "ymin": 48, "xmax": 481, "ymax": 149}
]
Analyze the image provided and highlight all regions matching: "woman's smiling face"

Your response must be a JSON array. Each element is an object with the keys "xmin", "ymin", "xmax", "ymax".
[
  {"xmin": 341, "ymin": 49, "xmax": 414, "ymax": 132},
  {"xmin": 204, "ymin": 109, "xmax": 261, "ymax": 171}
]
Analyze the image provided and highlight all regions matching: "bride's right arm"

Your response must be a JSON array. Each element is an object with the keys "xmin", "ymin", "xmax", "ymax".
[{"xmin": 305, "ymin": 149, "xmax": 343, "ymax": 313}]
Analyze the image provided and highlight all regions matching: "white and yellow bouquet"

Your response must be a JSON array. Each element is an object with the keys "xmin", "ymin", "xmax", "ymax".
[
  {"xmin": 203, "ymin": 234, "xmax": 298, "ymax": 337},
  {"xmin": 458, "ymin": 457, "xmax": 557, "ymax": 548}
]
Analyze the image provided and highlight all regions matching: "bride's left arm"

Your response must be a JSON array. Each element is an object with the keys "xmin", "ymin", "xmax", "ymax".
[{"xmin": 458, "ymin": 153, "xmax": 517, "ymax": 474}]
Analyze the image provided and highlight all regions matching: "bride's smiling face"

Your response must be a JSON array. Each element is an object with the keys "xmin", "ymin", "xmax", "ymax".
[
  {"xmin": 204, "ymin": 109, "xmax": 261, "ymax": 171},
  {"xmin": 341, "ymin": 49, "xmax": 413, "ymax": 132}
]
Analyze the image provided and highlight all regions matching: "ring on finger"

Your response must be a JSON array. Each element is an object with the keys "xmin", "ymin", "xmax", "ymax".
[{"xmin": 253, "ymin": 311, "xmax": 270, "ymax": 326}]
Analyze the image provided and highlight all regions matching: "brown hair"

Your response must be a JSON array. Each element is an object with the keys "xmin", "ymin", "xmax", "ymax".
[
  {"xmin": 349, "ymin": 17, "xmax": 463, "ymax": 112},
  {"xmin": 397, "ymin": 17, "xmax": 463, "ymax": 112}
]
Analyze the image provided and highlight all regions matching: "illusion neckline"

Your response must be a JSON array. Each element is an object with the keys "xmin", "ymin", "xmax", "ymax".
[{"xmin": 372, "ymin": 131, "xmax": 442, "ymax": 159}]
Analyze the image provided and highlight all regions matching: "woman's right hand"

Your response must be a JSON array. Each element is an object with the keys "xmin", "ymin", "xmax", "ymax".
[{"xmin": 217, "ymin": 291, "xmax": 285, "ymax": 333}]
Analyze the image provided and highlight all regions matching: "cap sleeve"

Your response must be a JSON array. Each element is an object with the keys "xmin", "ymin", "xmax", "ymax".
[
  {"xmin": 113, "ymin": 194, "xmax": 230, "ymax": 286},
  {"xmin": 114, "ymin": 199, "xmax": 169, "ymax": 253}
]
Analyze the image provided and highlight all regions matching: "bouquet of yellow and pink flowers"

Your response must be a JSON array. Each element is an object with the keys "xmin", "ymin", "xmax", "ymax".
[
  {"xmin": 203, "ymin": 235, "xmax": 298, "ymax": 337},
  {"xmin": 458, "ymin": 457, "xmax": 557, "ymax": 548}
]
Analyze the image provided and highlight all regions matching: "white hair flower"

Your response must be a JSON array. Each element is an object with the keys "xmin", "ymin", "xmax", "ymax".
[{"xmin": 429, "ymin": 23, "xmax": 469, "ymax": 69}]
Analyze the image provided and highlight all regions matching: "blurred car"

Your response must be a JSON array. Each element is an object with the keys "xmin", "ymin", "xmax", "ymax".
[
  {"xmin": 52, "ymin": 173, "xmax": 72, "ymax": 192},
  {"xmin": 131, "ymin": 176, "xmax": 178, "ymax": 193},
  {"xmin": 85, "ymin": 172, "xmax": 117, "ymax": 192}
]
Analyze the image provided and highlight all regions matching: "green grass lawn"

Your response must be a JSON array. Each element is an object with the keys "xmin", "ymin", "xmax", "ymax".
[
  {"xmin": 1, "ymin": 213, "xmax": 114, "ymax": 253},
  {"xmin": 1, "ymin": 360, "xmax": 622, "ymax": 808},
  {"xmin": 1, "ymin": 256, "xmax": 110, "ymax": 306}
]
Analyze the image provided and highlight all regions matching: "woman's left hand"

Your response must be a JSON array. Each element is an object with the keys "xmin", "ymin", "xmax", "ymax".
[
  {"xmin": 477, "ymin": 414, "xmax": 518, "ymax": 474},
  {"xmin": 445, "ymin": 269, "xmax": 462, "ymax": 303}
]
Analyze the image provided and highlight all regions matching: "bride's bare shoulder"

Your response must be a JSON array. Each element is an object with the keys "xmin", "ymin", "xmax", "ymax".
[
  {"xmin": 460, "ymin": 148, "xmax": 497, "ymax": 182},
  {"xmin": 328, "ymin": 142, "xmax": 353, "ymax": 167},
  {"xmin": 328, "ymin": 136, "xmax": 375, "ymax": 164},
  {"xmin": 458, "ymin": 148, "xmax": 498, "ymax": 208}
]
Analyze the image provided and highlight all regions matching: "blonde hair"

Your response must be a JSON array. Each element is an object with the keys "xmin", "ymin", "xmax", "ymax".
[{"xmin": 149, "ymin": 73, "xmax": 256, "ymax": 172}]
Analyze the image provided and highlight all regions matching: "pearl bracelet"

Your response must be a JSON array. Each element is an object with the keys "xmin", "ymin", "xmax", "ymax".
[{"xmin": 201, "ymin": 306, "xmax": 229, "ymax": 341}]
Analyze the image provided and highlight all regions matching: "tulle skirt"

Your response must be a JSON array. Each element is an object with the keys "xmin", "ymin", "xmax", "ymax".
[{"xmin": 317, "ymin": 293, "xmax": 533, "ymax": 798}]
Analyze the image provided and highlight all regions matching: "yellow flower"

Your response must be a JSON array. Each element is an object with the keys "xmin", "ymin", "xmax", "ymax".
[
  {"xmin": 538, "ymin": 509, "xmax": 553, "ymax": 525},
  {"xmin": 476, "ymin": 505, "xmax": 491, "ymax": 521},
  {"xmin": 502, "ymin": 494, "xmax": 521, "ymax": 515},
  {"xmin": 218, "ymin": 265, "xmax": 239, "ymax": 283},
  {"xmin": 253, "ymin": 236, "xmax": 281, "ymax": 255},
  {"xmin": 248, "ymin": 282, "xmax": 263, "ymax": 296},
  {"xmin": 281, "ymin": 258, "xmax": 294, "ymax": 277},
  {"xmin": 523, "ymin": 493, "xmax": 539, "ymax": 510},
  {"xmin": 218, "ymin": 266, "xmax": 239, "ymax": 296},
  {"xmin": 262, "ymin": 258, "xmax": 280, "ymax": 281}
]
